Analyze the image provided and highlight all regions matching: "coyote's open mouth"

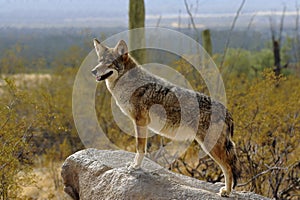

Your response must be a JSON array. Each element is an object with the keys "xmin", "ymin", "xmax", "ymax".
[{"xmin": 96, "ymin": 71, "xmax": 113, "ymax": 81}]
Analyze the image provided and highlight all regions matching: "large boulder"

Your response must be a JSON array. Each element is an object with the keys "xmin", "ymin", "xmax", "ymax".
[{"xmin": 61, "ymin": 149, "xmax": 270, "ymax": 200}]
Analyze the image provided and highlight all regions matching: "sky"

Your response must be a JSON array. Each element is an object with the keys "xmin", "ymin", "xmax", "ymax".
[{"xmin": 0, "ymin": 0, "xmax": 299, "ymax": 28}]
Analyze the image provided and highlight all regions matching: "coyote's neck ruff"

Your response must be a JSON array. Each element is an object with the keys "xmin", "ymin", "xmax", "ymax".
[{"xmin": 91, "ymin": 39, "xmax": 241, "ymax": 197}]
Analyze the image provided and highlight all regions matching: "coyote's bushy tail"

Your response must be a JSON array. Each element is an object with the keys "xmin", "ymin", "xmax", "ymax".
[
  {"xmin": 231, "ymin": 145, "xmax": 241, "ymax": 188},
  {"xmin": 226, "ymin": 113, "xmax": 241, "ymax": 188}
]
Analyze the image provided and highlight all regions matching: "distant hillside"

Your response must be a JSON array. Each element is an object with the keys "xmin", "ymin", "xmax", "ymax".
[{"xmin": 0, "ymin": 27, "xmax": 276, "ymax": 66}]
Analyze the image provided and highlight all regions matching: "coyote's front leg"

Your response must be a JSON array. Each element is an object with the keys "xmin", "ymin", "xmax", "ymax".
[{"xmin": 128, "ymin": 121, "xmax": 148, "ymax": 170}]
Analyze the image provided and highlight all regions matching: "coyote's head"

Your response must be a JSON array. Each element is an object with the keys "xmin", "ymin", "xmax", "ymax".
[{"xmin": 91, "ymin": 39, "xmax": 128, "ymax": 82}]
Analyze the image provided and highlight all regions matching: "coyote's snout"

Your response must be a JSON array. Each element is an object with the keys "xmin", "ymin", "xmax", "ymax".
[
  {"xmin": 91, "ymin": 68, "xmax": 113, "ymax": 81},
  {"xmin": 91, "ymin": 38, "xmax": 241, "ymax": 197}
]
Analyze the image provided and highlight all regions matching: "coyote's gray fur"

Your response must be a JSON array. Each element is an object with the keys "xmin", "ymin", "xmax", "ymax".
[{"xmin": 91, "ymin": 39, "xmax": 241, "ymax": 197}]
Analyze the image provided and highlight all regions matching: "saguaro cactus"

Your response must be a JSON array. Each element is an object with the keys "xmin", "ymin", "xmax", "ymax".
[
  {"xmin": 129, "ymin": 0, "xmax": 146, "ymax": 64},
  {"xmin": 202, "ymin": 29, "xmax": 212, "ymax": 56}
]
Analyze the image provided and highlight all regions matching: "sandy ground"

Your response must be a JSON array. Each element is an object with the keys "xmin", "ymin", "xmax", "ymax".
[{"xmin": 21, "ymin": 163, "xmax": 70, "ymax": 200}]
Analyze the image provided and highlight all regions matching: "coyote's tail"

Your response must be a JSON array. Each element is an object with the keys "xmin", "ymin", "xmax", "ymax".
[
  {"xmin": 226, "ymin": 113, "xmax": 241, "ymax": 188},
  {"xmin": 231, "ymin": 144, "xmax": 241, "ymax": 188}
]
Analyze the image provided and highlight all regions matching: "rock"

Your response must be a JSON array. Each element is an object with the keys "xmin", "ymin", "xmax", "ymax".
[{"xmin": 61, "ymin": 149, "xmax": 270, "ymax": 200}]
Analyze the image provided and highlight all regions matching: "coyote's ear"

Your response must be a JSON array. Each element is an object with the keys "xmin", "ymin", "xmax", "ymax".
[
  {"xmin": 93, "ymin": 38, "xmax": 106, "ymax": 58},
  {"xmin": 115, "ymin": 40, "xmax": 128, "ymax": 60}
]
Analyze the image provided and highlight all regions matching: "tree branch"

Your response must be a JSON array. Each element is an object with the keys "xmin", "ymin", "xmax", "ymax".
[
  {"xmin": 156, "ymin": 15, "xmax": 162, "ymax": 27},
  {"xmin": 237, "ymin": 166, "xmax": 287, "ymax": 187},
  {"xmin": 184, "ymin": 0, "xmax": 200, "ymax": 42},
  {"xmin": 294, "ymin": 3, "xmax": 300, "ymax": 65},
  {"xmin": 279, "ymin": 5, "xmax": 286, "ymax": 45},
  {"xmin": 227, "ymin": 12, "xmax": 256, "ymax": 74},
  {"xmin": 219, "ymin": 0, "xmax": 246, "ymax": 70}
]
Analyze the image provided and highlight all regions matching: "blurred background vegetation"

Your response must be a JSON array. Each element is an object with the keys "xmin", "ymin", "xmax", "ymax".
[{"xmin": 1, "ymin": 0, "xmax": 300, "ymax": 199}]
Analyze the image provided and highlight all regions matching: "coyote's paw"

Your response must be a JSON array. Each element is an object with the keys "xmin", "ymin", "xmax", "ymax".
[
  {"xmin": 126, "ymin": 162, "xmax": 141, "ymax": 171},
  {"xmin": 219, "ymin": 187, "xmax": 230, "ymax": 197}
]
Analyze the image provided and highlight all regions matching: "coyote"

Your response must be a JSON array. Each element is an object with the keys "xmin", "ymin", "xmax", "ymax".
[{"xmin": 91, "ymin": 39, "xmax": 241, "ymax": 197}]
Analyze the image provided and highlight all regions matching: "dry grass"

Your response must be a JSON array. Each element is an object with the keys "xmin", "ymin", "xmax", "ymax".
[{"xmin": 21, "ymin": 162, "xmax": 70, "ymax": 200}]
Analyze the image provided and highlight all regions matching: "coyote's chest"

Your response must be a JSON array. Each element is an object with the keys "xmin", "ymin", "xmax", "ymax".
[{"xmin": 106, "ymin": 79, "xmax": 134, "ymax": 117}]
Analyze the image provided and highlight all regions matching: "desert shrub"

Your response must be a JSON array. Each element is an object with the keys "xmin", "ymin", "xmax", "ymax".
[
  {"xmin": 0, "ymin": 79, "xmax": 35, "ymax": 199},
  {"xmin": 227, "ymin": 70, "xmax": 299, "ymax": 199},
  {"xmin": 172, "ymin": 69, "xmax": 299, "ymax": 199},
  {"xmin": 0, "ymin": 69, "xmax": 82, "ymax": 199}
]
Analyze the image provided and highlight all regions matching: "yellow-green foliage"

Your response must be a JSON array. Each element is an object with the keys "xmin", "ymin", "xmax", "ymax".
[
  {"xmin": 0, "ymin": 44, "xmax": 26, "ymax": 74},
  {"xmin": 227, "ymin": 69, "xmax": 299, "ymax": 199},
  {"xmin": 33, "ymin": 69, "xmax": 82, "ymax": 154},
  {"xmin": 0, "ymin": 79, "xmax": 35, "ymax": 199},
  {"xmin": 0, "ymin": 69, "xmax": 81, "ymax": 199},
  {"xmin": 172, "ymin": 69, "xmax": 299, "ymax": 199}
]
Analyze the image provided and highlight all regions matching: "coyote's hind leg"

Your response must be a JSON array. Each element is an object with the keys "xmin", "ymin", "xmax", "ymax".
[{"xmin": 195, "ymin": 133, "xmax": 240, "ymax": 197}]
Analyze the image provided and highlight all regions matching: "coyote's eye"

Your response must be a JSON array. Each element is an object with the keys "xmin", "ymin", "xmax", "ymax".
[
  {"xmin": 107, "ymin": 63, "xmax": 114, "ymax": 68},
  {"xmin": 98, "ymin": 56, "xmax": 105, "ymax": 63}
]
